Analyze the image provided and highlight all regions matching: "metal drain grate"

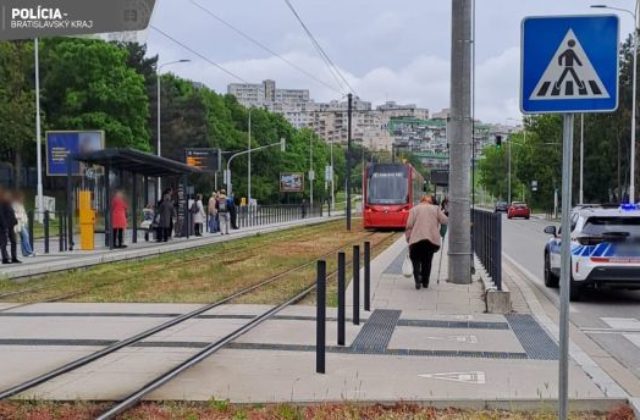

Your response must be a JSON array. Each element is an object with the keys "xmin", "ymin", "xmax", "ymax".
[
  {"xmin": 397, "ymin": 319, "xmax": 509, "ymax": 330},
  {"xmin": 506, "ymin": 314, "xmax": 559, "ymax": 360},
  {"xmin": 351, "ymin": 309, "xmax": 401, "ymax": 353}
]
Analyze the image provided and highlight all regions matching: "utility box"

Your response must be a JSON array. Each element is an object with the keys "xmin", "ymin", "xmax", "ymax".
[{"xmin": 78, "ymin": 190, "xmax": 95, "ymax": 250}]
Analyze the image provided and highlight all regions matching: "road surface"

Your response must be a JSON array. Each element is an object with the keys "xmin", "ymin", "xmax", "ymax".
[{"xmin": 502, "ymin": 215, "xmax": 640, "ymax": 384}]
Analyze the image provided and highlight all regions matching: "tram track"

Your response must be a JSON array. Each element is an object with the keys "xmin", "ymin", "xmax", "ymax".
[
  {"xmin": 0, "ymin": 231, "xmax": 392, "ymax": 406},
  {"xmin": 96, "ymin": 232, "xmax": 394, "ymax": 419}
]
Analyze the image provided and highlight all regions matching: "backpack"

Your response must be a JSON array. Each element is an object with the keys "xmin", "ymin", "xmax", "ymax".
[
  {"xmin": 190, "ymin": 201, "xmax": 199, "ymax": 214},
  {"xmin": 217, "ymin": 197, "xmax": 228, "ymax": 212}
]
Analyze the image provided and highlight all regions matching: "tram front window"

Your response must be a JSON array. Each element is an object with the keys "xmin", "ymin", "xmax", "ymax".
[{"xmin": 367, "ymin": 171, "xmax": 408, "ymax": 205}]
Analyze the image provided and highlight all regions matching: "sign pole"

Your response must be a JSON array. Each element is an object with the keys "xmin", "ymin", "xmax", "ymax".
[
  {"xmin": 558, "ymin": 113, "xmax": 574, "ymax": 420},
  {"xmin": 34, "ymin": 38, "xmax": 44, "ymax": 222}
]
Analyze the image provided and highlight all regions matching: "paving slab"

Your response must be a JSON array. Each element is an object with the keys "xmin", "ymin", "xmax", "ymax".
[
  {"xmin": 0, "ymin": 316, "xmax": 163, "ymax": 340},
  {"xmin": 2, "ymin": 302, "xmax": 201, "ymax": 314},
  {"xmin": 0, "ymin": 346, "xmax": 101, "ymax": 390},
  {"xmin": 388, "ymin": 326, "xmax": 526, "ymax": 353},
  {"xmin": 235, "ymin": 319, "xmax": 363, "ymax": 347}
]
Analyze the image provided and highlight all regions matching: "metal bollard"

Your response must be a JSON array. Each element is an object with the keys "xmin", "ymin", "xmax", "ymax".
[
  {"xmin": 43, "ymin": 210, "xmax": 50, "ymax": 254},
  {"xmin": 58, "ymin": 211, "xmax": 64, "ymax": 252},
  {"xmin": 364, "ymin": 241, "xmax": 371, "ymax": 311},
  {"xmin": 28, "ymin": 210, "xmax": 34, "ymax": 251},
  {"xmin": 337, "ymin": 251, "xmax": 346, "ymax": 346},
  {"xmin": 316, "ymin": 260, "xmax": 326, "ymax": 374},
  {"xmin": 353, "ymin": 245, "xmax": 360, "ymax": 325}
]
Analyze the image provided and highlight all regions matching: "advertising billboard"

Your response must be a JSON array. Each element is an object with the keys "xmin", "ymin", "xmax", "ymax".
[
  {"xmin": 280, "ymin": 172, "xmax": 304, "ymax": 193},
  {"xmin": 46, "ymin": 130, "xmax": 105, "ymax": 176},
  {"xmin": 185, "ymin": 148, "xmax": 220, "ymax": 172}
]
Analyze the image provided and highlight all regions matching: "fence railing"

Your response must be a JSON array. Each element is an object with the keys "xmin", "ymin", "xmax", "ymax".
[
  {"xmin": 205, "ymin": 203, "xmax": 329, "ymax": 232},
  {"xmin": 27, "ymin": 210, "xmax": 72, "ymax": 254},
  {"xmin": 472, "ymin": 208, "xmax": 502, "ymax": 290},
  {"xmin": 22, "ymin": 203, "xmax": 330, "ymax": 254}
]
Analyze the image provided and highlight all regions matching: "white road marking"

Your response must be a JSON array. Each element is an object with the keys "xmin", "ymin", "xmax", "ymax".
[
  {"xmin": 418, "ymin": 371, "xmax": 486, "ymax": 384},
  {"xmin": 423, "ymin": 335, "xmax": 479, "ymax": 344},
  {"xmin": 623, "ymin": 334, "xmax": 640, "ymax": 348},
  {"xmin": 601, "ymin": 317, "xmax": 640, "ymax": 330}
]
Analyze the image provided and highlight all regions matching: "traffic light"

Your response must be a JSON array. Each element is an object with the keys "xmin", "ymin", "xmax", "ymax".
[{"xmin": 496, "ymin": 135, "xmax": 502, "ymax": 148}]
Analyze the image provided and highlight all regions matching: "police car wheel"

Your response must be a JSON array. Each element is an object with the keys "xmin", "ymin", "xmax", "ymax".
[
  {"xmin": 569, "ymin": 275, "xmax": 582, "ymax": 302},
  {"xmin": 544, "ymin": 252, "xmax": 559, "ymax": 288}
]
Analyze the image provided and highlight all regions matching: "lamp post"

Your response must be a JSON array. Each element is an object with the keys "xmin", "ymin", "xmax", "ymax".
[
  {"xmin": 156, "ymin": 59, "xmax": 190, "ymax": 199},
  {"xmin": 592, "ymin": 4, "xmax": 637, "ymax": 202},
  {"xmin": 227, "ymin": 138, "xmax": 286, "ymax": 196},
  {"xmin": 330, "ymin": 138, "xmax": 335, "ymax": 210},
  {"xmin": 247, "ymin": 109, "xmax": 252, "ymax": 203},
  {"xmin": 309, "ymin": 133, "xmax": 314, "ymax": 208}
]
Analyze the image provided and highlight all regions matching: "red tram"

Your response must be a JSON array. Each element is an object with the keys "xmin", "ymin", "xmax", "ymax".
[{"xmin": 363, "ymin": 162, "xmax": 425, "ymax": 229}]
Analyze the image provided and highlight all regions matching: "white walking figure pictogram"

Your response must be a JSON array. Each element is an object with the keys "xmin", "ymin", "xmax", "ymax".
[{"xmin": 530, "ymin": 29, "xmax": 609, "ymax": 100}]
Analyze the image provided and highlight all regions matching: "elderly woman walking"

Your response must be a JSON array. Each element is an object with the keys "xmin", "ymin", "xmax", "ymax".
[{"xmin": 405, "ymin": 195, "xmax": 448, "ymax": 290}]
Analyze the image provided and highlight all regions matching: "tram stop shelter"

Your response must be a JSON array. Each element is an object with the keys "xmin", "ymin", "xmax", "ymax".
[{"xmin": 67, "ymin": 148, "xmax": 202, "ymax": 250}]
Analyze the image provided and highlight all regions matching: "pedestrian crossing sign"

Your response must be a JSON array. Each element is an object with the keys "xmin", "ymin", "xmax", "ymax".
[{"xmin": 521, "ymin": 15, "xmax": 619, "ymax": 114}]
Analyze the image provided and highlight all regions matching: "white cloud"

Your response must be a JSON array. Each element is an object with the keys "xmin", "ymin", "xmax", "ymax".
[{"xmin": 152, "ymin": 40, "xmax": 520, "ymax": 123}]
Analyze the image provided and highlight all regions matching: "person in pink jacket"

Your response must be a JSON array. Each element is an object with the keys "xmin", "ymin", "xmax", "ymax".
[
  {"xmin": 405, "ymin": 195, "xmax": 448, "ymax": 289},
  {"xmin": 111, "ymin": 190, "xmax": 128, "ymax": 249}
]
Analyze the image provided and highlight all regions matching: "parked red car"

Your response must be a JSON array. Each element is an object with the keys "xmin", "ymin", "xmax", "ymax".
[{"xmin": 507, "ymin": 202, "xmax": 530, "ymax": 219}]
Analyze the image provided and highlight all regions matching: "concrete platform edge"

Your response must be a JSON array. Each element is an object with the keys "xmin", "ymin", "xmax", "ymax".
[
  {"xmin": 137, "ymin": 397, "xmax": 627, "ymax": 412},
  {"xmin": 474, "ymin": 255, "xmax": 511, "ymax": 314}
]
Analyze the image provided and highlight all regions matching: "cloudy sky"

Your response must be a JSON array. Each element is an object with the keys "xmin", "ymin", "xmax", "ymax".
[{"xmin": 144, "ymin": 0, "xmax": 636, "ymax": 123}]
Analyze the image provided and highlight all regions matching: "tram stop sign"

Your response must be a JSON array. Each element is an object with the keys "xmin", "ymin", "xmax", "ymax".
[{"xmin": 521, "ymin": 15, "xmax": 619, "ymax": 114}]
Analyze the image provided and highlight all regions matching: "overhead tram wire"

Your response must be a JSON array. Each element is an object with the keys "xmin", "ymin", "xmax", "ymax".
[
  {"xmin": 189, "ymin": 0, "xmax": 343, "ymax": 95},
  {"xmin": 150, "ymin": 25, "xmax": 250, "ymax": 84},
  {"xmin": 281, "ymin": 0, "xmax": 350, "ymax": 93},
  {"xmin": 282, "ymin": 0, "xmax": 356, "ymax": 95}
]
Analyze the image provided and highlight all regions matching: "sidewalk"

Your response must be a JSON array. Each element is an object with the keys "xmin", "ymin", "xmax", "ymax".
[
  {"xmin": 0, "ymin": 235, "xmax": 624, "ymax": 410},
  {"xmin": 0, "ymin": 215, "xmax": 339, "ymax": 280}
]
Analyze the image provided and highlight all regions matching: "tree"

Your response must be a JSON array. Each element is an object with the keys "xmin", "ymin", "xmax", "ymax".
[
  {"xmin": 40, "ymin": 38, "xmax": 150, "ymax": 150},
  {"xmin": 0, "ymin": 41, "xmax": 35, "ymax": 188},
  {"xmin": 478, "ymin": 144, "xmax": 509, "ymax": 201}
]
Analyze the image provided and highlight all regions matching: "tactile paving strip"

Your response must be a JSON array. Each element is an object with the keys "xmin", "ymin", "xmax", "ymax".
[
  {"xmin": 505, "ymin": 314, "xmax": 559, "ymax": 360},
  {"xmin": 350, "ymin": 309, "xmax": 402, "ymax": 353},
  {"xmin": 384, "ymin": 250, "xmax": 407, "ymax": 275}
]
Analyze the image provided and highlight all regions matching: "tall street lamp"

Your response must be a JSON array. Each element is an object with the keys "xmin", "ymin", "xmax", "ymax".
[
  {"xmin": 247, "ymin": 109, "xmax": 252, "ymax": 203},
  {"xmin": 592, "ymin": 4, "xmax": 637, "ymax": 202},
  {"xmin": 156, "ymin": 59, "xmax": 190, "ymax": 199}
]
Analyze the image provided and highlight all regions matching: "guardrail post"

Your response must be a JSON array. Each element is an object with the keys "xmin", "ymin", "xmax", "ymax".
[
  {"xmin": 353, "ymin": 245, "xmax": 360, "ymax": 325},
  {"xmin": 337, "ymin": 251, "xmax": 346, "ymax": 346},
  {"xmin": 316, "ymin": 260, "xmax": 326, "ymax": 374},
  {"xmin": 44, "ymin": 210, "xmax": 50, "ymax": 254},
  {"xmin": 364, "ymin": 241, "xmax": 371, "ymax": 311}
]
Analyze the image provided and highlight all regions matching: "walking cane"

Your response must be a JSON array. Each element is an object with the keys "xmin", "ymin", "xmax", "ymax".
[{"xmin": 436, "ymin": 224, "xmax": 447, "ymax": 285}]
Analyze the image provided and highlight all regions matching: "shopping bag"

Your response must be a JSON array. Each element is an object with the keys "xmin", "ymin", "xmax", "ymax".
[{"xmin": 402, "ymin": 252, "xmax": 413, "ymax": 278}]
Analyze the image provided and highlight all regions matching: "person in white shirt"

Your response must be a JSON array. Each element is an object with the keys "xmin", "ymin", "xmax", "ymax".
[{"xmin": 12, "ymin": 191, "xmax": 35, "ymax": 258}]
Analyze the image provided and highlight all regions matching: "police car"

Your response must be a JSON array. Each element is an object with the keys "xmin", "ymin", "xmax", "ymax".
[{"xmin": 543, "ymin": 204, "xmax": 640, "ymax": 301}]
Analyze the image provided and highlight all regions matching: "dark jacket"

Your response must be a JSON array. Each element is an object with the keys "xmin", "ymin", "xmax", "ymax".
[
  {"xmin": 0, "ymin": 203, "xmax": 17, "ymax": 232},
  {"xmin": 157, "ymin": 194, "xmax": 176, "ymax": 228}
]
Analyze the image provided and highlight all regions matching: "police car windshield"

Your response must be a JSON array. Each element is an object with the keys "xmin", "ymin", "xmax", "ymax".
[{"xmin": 582, "ymin": 217, "xmax": 640, "ymax": 238}]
